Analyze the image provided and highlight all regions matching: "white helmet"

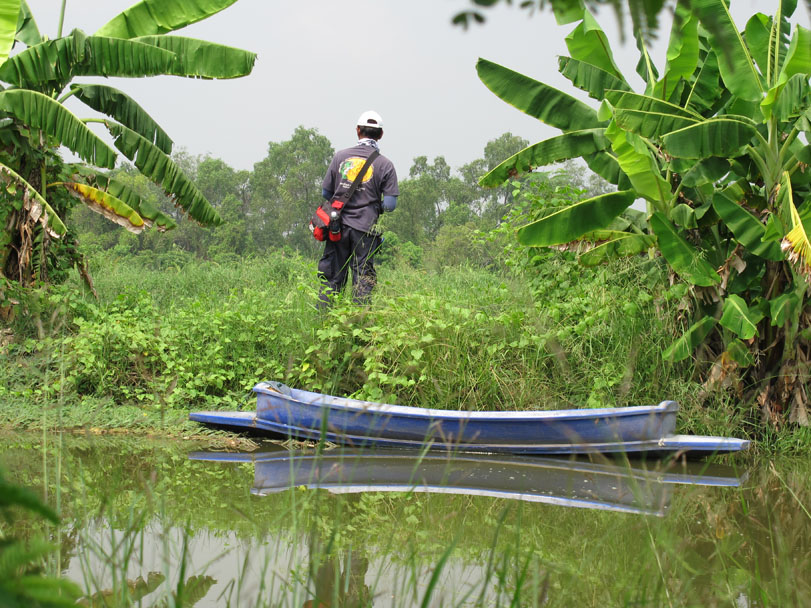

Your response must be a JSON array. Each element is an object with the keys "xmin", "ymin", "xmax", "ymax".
[{"xmin": 357, "ymin": 110, "xmax": 383, "ymax": 129}]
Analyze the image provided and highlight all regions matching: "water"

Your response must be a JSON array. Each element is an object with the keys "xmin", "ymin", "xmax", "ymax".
[{"xmin": 2, "ymin": 433, "xmax": 809, "ymax": 607}]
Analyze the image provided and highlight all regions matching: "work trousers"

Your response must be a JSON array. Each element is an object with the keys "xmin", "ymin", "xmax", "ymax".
[{"xmin": 317, "ymin": 225, "xmax": 382, "ymax": 307}]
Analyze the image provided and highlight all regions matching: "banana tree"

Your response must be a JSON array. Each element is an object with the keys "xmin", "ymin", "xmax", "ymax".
[
  {"xmin": 478, "ymin": 0, "xmax": 811, "ymax": 425},
  {"xmin": 0, "ymin": 0, "xmax": 255, "ymax": 286}
]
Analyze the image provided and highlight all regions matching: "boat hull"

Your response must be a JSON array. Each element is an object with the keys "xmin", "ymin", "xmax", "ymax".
[
  {"xmin": 253, "ymin": 381, "xmax": 678, "ymax": 451},
  {"xmin": 187, "ymin": 381, "xmax": 750, "ymax": 456}
]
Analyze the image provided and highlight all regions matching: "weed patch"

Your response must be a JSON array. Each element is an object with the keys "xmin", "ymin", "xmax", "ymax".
[{"xmin": 0, "ymin": 251, "xmax": 777, "ymax": 441}]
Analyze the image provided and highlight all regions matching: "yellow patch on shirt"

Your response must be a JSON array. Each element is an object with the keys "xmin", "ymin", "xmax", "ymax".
[{"xmin": 339, "ymin": 157, "xmax": 375, "ymax": 183}]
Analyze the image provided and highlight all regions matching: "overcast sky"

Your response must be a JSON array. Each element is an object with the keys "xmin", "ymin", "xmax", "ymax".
[{"xmin": 26, "ymin": 0, "xmax": 811, "ymax": 176}]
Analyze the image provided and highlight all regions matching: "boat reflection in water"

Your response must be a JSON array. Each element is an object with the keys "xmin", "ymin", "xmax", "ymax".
[{"xmin": 189, "ymin": 447, "xmax": 745, "ymax": 517}]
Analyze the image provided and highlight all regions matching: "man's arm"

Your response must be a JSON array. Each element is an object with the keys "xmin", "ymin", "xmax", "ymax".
[
  {"xmin": 322, "ymin": 188, "xmax": 333, "ymax": 200},
  {"xmin": 382, "ymin": 195, "xmax": 397, "ymax": 212},
  {"xmin": 381, "ymin": 162, "xmax": 399, "ymax": 212}
]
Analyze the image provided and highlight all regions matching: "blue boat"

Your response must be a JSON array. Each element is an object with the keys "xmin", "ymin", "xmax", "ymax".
[
  {"xmin": 188, "ymin": 448, "xmax": 746, "ymax": 516},
  {"xmin": 188, "ymin": 381, "xmax": 750, "ymax": 456}
]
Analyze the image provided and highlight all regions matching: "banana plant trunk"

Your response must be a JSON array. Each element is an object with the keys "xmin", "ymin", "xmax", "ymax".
[{"xmin": 1, "ymin": 162, "xmax": 49, "ymax": 286}]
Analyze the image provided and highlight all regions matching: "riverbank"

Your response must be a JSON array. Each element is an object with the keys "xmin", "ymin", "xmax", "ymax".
[
  {"xmin": 1, "ymin": 252, "xmax": 808, "ymax": 453},
  {"xmin": 0, "ymin": 396, "xmax": 261, "ymax": 450}
]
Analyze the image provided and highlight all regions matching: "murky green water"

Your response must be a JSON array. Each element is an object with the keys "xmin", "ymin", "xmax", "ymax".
[{"xmin": 2, "ymin": 433, "xmax": 809, "ymax": 607}]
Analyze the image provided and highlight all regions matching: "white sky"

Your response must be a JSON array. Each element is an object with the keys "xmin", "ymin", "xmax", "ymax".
[{"xmin": 25, "ymin": 0, "xmax": 811, "ymax": 175}]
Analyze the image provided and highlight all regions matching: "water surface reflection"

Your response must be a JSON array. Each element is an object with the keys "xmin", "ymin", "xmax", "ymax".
[
  {"xmin": 190, "ymin": 447, "xmax": 745, "ymax": 516},
  {"xmin": 3, "ymin": 434, "xmax": 808, "ymax": 606}
]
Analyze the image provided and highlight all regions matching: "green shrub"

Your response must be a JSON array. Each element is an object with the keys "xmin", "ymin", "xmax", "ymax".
[{"xmin": 0, "ymin": 247, "xmax": 736, "ymax": 436}]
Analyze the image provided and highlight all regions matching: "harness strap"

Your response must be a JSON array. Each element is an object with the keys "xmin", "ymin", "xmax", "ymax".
[{"xmin": 335, "ymin": 149, "xmax": 380, "ymax": 206}]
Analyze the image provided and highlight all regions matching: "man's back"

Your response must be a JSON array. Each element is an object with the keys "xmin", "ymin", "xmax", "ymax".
[{"xmin": 322, "ymin": 144, "xmax": 398, "ymax": 233}]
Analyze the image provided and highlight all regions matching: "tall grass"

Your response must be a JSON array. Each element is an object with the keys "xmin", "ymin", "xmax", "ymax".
[{"xmin": 2, "ymin": 249, "xmax": 727, "ymax": 432}]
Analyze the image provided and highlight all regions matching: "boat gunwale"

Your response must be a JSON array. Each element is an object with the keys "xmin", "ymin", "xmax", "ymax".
[
  {"xmin": 250, "ymin": 417, "xmax": 737, "ymax": 453},
  {"xmin": 253, "ymin": 382, "xmax": 679, "ymax": 421}
]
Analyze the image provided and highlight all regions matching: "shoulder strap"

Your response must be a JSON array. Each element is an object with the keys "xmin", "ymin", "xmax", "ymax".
[{"xmin": 340, "ymin": 149, "xmax": 379, "ymax": 202}]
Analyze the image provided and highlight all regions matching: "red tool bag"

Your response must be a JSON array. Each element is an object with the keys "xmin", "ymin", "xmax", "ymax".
[
  {"xmin": 310, "ymin": 199, "xmax": 345, "ymax": 242},
  {"xmin": 310, "ymin": 150, "xmax": 379, "ymax": 242}
]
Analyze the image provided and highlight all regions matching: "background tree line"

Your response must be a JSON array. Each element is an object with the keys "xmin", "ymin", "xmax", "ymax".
[{"xmin": 70, "ymin": 127, "xmax": 611, "ymax": 270}]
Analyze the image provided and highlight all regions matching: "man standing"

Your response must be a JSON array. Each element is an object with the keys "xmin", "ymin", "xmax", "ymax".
[{"xmin": 318, "ymin": 110, "xmax": 399, "ymax": 307}]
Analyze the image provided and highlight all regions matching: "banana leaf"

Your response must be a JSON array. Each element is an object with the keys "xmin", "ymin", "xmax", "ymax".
[
  {"xmin": 744, "ymin": 13, "xmax": 771, "ymax": 79},
  {"xmin": 794, "ymin": 140, "xmax": 811, "ymax": 165},
  {"xmin": 552, "ymin": 0, "xmax": 585, "ymax": 25},
  {"xmin": 726, "ymin": 97, "xmax": 764, "ymax": 121},
  {"xmin": 769, "ymin": 73, "xmax": 810, "ymax": 122},
  {"xmin": 517, "ymin": 190, "xmax": 636, "ymax": 247},
  {"xmin": 70, "ymin": 84, "xmax": 173, "ymax": 153},
  {"xmin": 579, "ymin": 233, "xmax": 655, "ymax": 266},
  {"xmin": 675, "ymin": 157, "xmax": 730, "ymax": 187},
  {"xmin": 67, "ymin": 165, "xmax": 178, "ymax": 230},
  {"xmin": 650, "ymin": 211, "xmax": 721, "ymax": 286},
  {"xmin": 663, "ymin": 116, "xmax": 758, "ymax": 158},
  {"xmin": 607, "ymin": 89, "xmax": 701, "ymax": 117},
  {"xmin": 777, "ymin": 169, "xmax": 797, "ymax": 231},
  {"xmin": 725, "ymin": 339, "xmax": 754, "ymax": 367},
  {"xmin": 605, "ymin": 120, "xmax": 670, "ymax": 204},
  {"xmin": 91, "ymin": 172, "xmax": 177, "ymax": 230},
  {"xmin": 684, "ymin": 51, "xmax": 723, "ymax": 113},
  {"xmin": 692, "ymin": 0, "xmax": 764, "ymax": 102},
  {"xmin": 579, "ymin": 229, "xmax": 635, "ymax": 242},
  {"xmin": 15, "ymin": 0, "xmax": 41, "ymax": 46},
  {"xmin": 712, "ymin": 193, "xmax": 784, "ymax": 260},
  {"xmin": 477, "ymin": 58, "xmax": 602, "ymax": 131},
  {"xmin": 782, "ymin": 0, "xmax": 799, "ymax": 18},
  {"xmin": 105, "ymin": 121, "xmax": 221, "ymax": 226},
  {"xmin": 633, "ymin": 32, "xmax": 659, "ymax": 90},
  {"xmin": 564, "ymin": 9, "xmax": 623, "ymax": 79},
  {"xmin": 583, "ymin": 149, "xmax": 627, "ymax": 187},
  {"xmin": 670, "ymin": 203, "xmax": 697, "ymax": 228},
  {"xmin": 796, "ymin": 106, "xmax": 811, "ymax": 139},
  {"xmin": 777, "ymin": 24, "xmax": 811, "ymax": 83},
  {"xmin": 609, "ymin": 91, "xmax": 700, "ymax": 139},
  {"xmin": 134, "ymin": 36, "xmax": 256, "ymax": 79},
  {"xmin": 557, "ymin": 56, "xmax": 630, "ymax": 100},
  {"xmin": 761, "ymin": 26, "xmax": 811, "ymax": 120},
  {"xmin": 0, "ymin": 162, "xmax": 66, "ymax": 236},
  {"xmin": 655, "ymin": 0, "xmax": 699, "ymax": 101},
  {"xmin": 479, "ymin": 129, "xmax": 608, "ymax": 187},
  {"xmin": 0, "ymin": 0, "xmax": 19, "ymax": 67},
  {"xmin": 769, "ymin": 291, "xmax": 801, "ymax": 326},
  {"xmin": 719, "ymin": 294, "xmax": 763, "ymax": 340},
  {"xmin": 662, "ymin": 315, "xmax": 717, "ymax": 362},
  {"xmin": 763, "ymin": 214, "xmax": 785, "ymax": 243},
  {"xmin": 0, "ymin": 89, "xmax": 117, "ymax": 168},
  {"xmin": 0, "ymin": 30, "xmax": 177, "ymax": 91},
  {"xmin": 97, "ymin": 0, "xmax": 240, "ymax": 38},
  {"xmin": 774, "ymin": 1, "xmax": 798, "ymax": 74},
  {"xmin": 50, "ymin": 181, "xmax": 145, "ymax": 233}
]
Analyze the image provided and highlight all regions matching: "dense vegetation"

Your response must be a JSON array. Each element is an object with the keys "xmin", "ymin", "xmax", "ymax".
[
  {"xmin": 2, "ymin": 0, "xmax": 806, "ymax": 442},
  {"xmin": 0, "ymin": 181, "xmax": 747, "ymax": 449},
  {"xmin": 65, "ymin": 129, "xmax": 539, "ymax": 266},
  {"xmin": 477, "ymin": 0, "xmax": 811, "ymax": 426},
  {"xmin": 0, "ymin": 0, "xmax": 254, "ymax": 290},
  {"xmin": 1, "ymin": 1, "xmax": 809, "ymax": 606},
  {"xmin": 0, "ymin": 116, "xmax": 804, "ymax": 447}
]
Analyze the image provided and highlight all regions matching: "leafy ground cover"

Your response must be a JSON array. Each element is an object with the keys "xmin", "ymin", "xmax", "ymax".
[{"xmin": 0, "ymin": 248, "xmax": 763, "ymax": 444}]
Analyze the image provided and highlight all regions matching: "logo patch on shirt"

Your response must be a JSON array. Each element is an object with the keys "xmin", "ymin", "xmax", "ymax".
[{"xmin": 339, "ymin": 157, "xmax": 374, "ymax": 183}]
